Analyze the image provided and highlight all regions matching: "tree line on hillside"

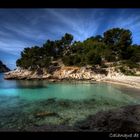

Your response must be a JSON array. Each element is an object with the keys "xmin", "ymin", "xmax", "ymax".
[{"xmin": 16, "ymin": 28, "xmax": 140, "ymax": 70}]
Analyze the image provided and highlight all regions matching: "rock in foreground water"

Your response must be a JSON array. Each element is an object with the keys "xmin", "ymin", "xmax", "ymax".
[
  {"xmin": 1, "ymin": 105, "xmax": 140, "ymax": 132},
  {"xmin": 74, "ymin": 105, "xmax": 140, "ymax": 132}
]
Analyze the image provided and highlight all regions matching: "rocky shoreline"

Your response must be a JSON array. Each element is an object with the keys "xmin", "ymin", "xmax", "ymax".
[
  {"xmin": 4, "ymin": 66, "xmax": 140, "ymax": 89},
  {"xmin": 4, "ymin": 66, "xmax": 107, "ymax": 81},
  {"xmin": 74, "ymin": 104, "xmax": 140, "ymax": 132}
]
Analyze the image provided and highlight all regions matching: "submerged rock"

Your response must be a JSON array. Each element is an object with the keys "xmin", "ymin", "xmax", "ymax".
[
  {"xmin": 35, "ymin": 111, "xmax": 58, "ymax": 118},
  {"xmin": 25, "ymin": 124, "xmax": 74, "ymax": 132},
  {"xmin": 46, "ymin": 98, "xmax": 56, "ymax": 104},
  {"xmin": 74, "ymin": 105, "xmax": 140, "ymax": 132},
  {"xmin": 58, "ymin": 101, "xmax": 70, "ymax": 107},
  {"xmin": 1, "ymin": 105, "xmax": 140, "ymax": 132}
]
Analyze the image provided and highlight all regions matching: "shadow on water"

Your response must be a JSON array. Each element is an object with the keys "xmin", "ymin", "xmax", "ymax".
[
  {"xmin": 0, "ymin": 78, "xmax": 48, "ymax": 89},
  {"xmin": 15, "ymin": 80, "xmax": 48, "ymax": 89}
]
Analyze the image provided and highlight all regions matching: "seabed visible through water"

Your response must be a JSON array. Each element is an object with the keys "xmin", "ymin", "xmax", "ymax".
[{"xmin": 0, "ymin": 73, "xmax": 140, "ymax": 130}]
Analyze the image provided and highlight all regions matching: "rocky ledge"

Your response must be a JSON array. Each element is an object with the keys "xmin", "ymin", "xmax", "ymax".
[
  {"xmin": 4, "ymin": 66, "xmax": 108, "ymax": 81},
  {"xmin": 74, "ymin": 105, "xmax": 140, "ymax": 132},
  {"xmin": 4, "ymin": 66, "xmax": 140, "ymax": 88}
]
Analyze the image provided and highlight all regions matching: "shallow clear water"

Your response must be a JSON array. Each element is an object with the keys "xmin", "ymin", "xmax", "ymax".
[{"xmin": 0, "ymin": 73, "xmax": 140, "ymax": 130}]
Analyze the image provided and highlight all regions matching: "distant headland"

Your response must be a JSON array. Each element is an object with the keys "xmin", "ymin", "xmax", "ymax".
[{"xmin": 0, "ymin": 60, "xmax": 10, "ymax": 73}]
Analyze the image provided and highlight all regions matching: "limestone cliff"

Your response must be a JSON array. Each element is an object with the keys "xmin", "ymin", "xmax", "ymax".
[
  {"xmin": 4, "ymin": 66, "xmax": 140, "ymax": 88},
  {"xmin": 4, "ymin": 66, "xmax": 107, "ymax": 81}
]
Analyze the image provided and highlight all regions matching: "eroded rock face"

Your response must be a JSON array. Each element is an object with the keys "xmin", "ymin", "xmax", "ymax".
[
  {"xmin": 106, "ymin": 67, "xmax": 124, "ymax": 78},
  {"xmin": 53, "ymin": 66, "xmax": 106, "ymax": 81},
  {"xmin": 4, "ymin": 69, "xmax": 33, "ymax": 79},
  {"xmin": 4, "ymin": 68, "xmax": 51, "ymax": 80},
  {"xmin": 0, "ymin": 60, "xmax": 10, "ymax": 73},
  {"xmin": 74, "ymin": 105, "xmax": 140, "ymax": 132},
  {"xmin": 4, "ymin": 66, "xmax": 107, "ymax": 80}
]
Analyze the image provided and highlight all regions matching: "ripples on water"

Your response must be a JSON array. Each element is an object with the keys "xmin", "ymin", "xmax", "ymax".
[{"xmin": 0, "ymin": 73, "xmax": 140, "ymax": 130}]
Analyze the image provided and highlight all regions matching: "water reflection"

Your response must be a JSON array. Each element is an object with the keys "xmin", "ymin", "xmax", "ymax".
[
  {"xmin": 0, "ymin": 78, "xmax": 48, "ymax": 89},
  {"xmin": 15, "ymin": 80, "xmax": 48, "ymax": 89}
]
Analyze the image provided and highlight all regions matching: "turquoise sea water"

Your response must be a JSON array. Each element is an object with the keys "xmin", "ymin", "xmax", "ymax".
[{"xmin": 0, "ymin": 73, "xmax": 140, "ymax": 130}]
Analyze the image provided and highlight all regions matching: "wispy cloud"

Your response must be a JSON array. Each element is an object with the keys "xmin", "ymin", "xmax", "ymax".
[
  {"xmin": 0, "ymin": 9, "xmax": 140, "ymax": 69},
  {"xmin": 46, "ymin": 9, "xmax": 102, "ymax": 40}
]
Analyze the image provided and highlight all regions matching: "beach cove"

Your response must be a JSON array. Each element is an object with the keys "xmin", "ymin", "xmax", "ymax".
[{"xmin": 1, "ymin": 73, "xmax": 140, "ymax": 131}]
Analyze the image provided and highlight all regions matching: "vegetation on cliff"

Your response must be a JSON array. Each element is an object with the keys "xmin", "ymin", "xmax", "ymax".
[{"xmin": 16, "ymin": 28, "xmax": 140, "ymax": 74}]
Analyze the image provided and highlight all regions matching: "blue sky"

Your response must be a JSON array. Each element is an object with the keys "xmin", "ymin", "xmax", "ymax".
[{"xmin": 0, "ymin": 9, "xmax": 140, "ymax": 69}]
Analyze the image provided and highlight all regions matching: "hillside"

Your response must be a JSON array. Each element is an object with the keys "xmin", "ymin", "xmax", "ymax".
[
  {"xmin": 15, "ymin": 28, "xmax": 140, "ymax": 74},
  {"xmin": 4, "ymin": 28, "xmax": 140, "ymax": 83}
]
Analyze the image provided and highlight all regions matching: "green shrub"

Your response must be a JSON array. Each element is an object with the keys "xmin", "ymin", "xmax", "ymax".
[
  {"xmin": 62, "ymin": 56, "xmax": 74, "ymax": 66},
  {"xmin": 125, "ymin": 60, "xmax": 139, "ymax": 69},
  {"xmin": 105, "ymin": 55, "xmax": 116, "ymax": 62},
  {"xmin": 101, "ymin": 63, "xmax": 108, "ymax": 68},
  {"xmin": 119, "ymin": 66, "xmax": 135, "ymax": 75},
  {"xmin": 86, "ymin": 51, "xmax": 101, "ymax": 65}
]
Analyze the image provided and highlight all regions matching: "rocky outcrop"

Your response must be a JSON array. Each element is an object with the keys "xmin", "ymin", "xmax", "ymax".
[
  {"xmin": 4, "ymin": 66, "xmax": 107, "ymax": 81},
  {"xmin": 4, "ymin": 67, "xmax": 51, "ymax": 80},
  {"xmin": 53, "ymin": 66, "xmax": 106, "ymax": 81},
  {"xmin": 4, "ymin": 66, "xmax": 140, "ymax": 89},
  {"xmin": 106, "ymin": 67, "xmax": 124, "ymax": 78},
  {"xmin": 74, "ymin": 105, "xmax": 140, "ymax": 132},
  {"xmin": 0, "ymin": 60, "xmax": 10, "ymax": 73}
]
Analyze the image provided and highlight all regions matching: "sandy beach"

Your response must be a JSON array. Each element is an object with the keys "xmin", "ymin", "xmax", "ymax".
[{"xmin": 103, "ymin": 75, "xmax": 140, "ymax": 89}]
